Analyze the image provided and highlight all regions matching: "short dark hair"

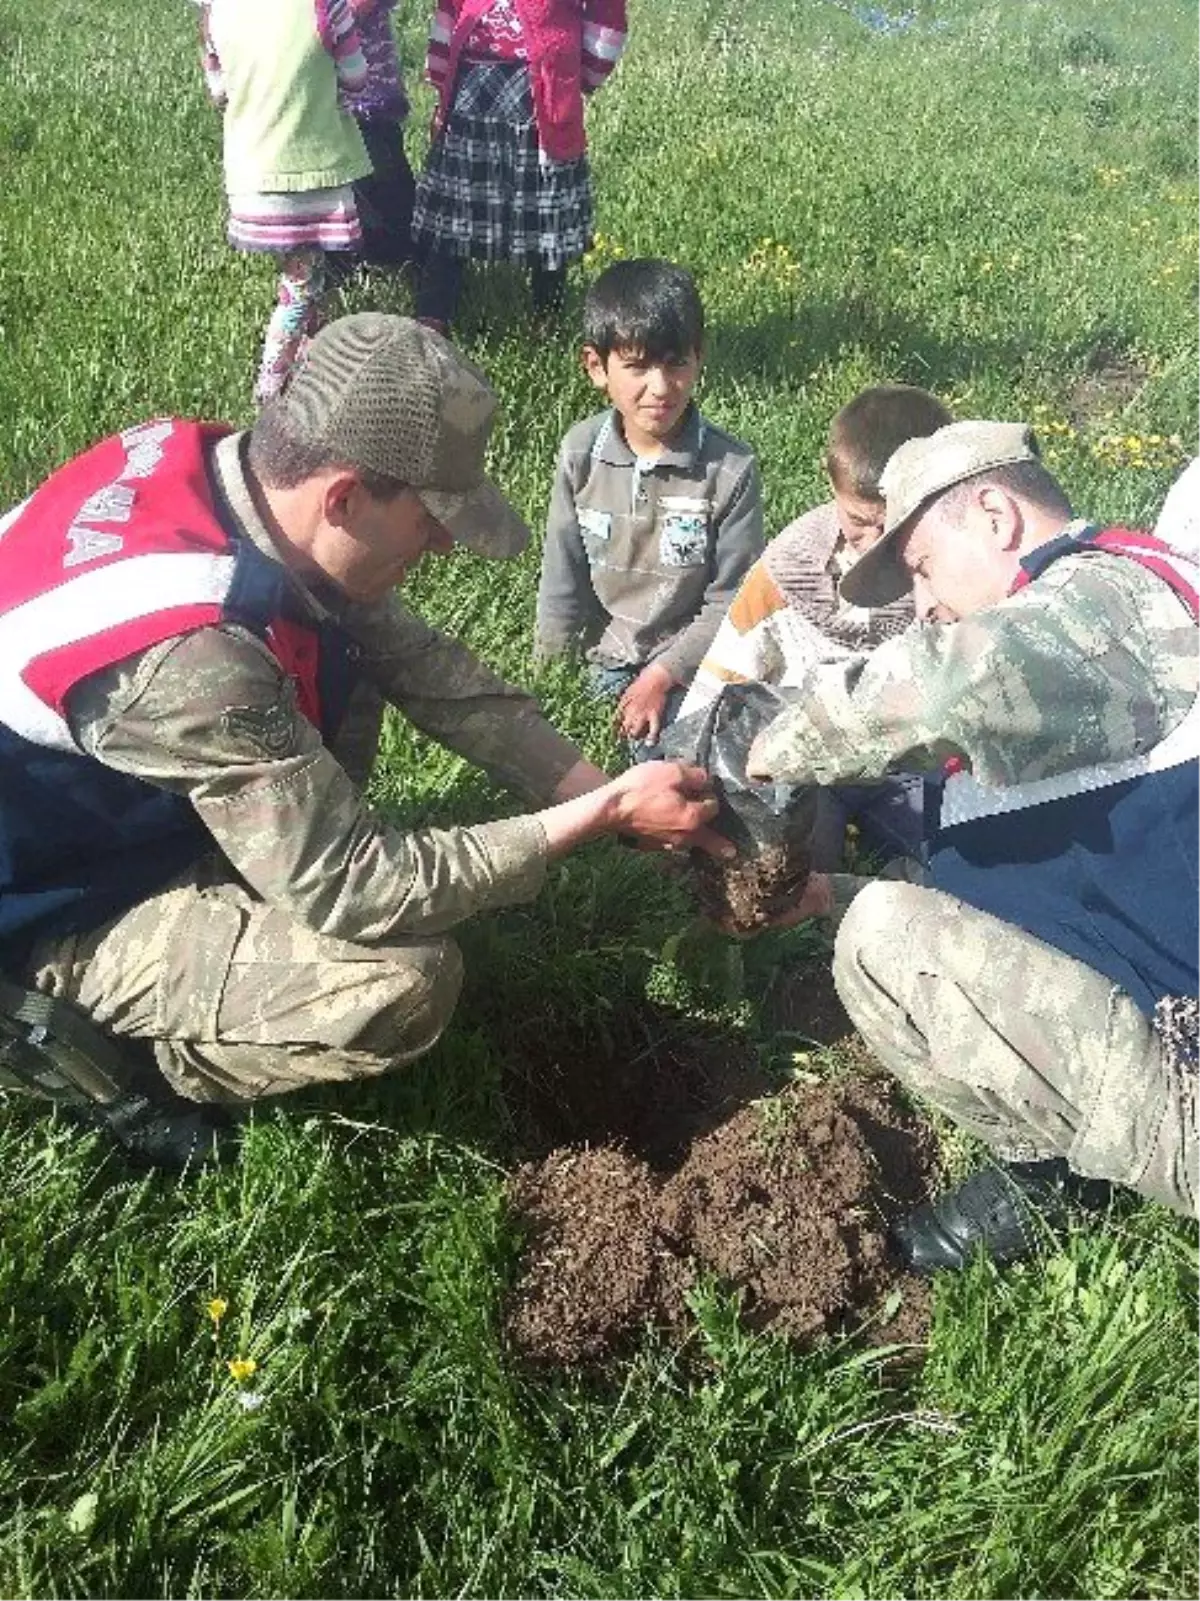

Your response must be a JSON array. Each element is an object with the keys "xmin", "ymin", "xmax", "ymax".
[
  {"xmin": 248, "ymin": 400, "xmax": 407, "ymax": 500},
  {"xmin": 937, "ymin": 458, "xmax": 1074, "ymax": 522},
  {"xmin": 826, "ymin": 385, "xmax": 954, "ymax": 499},
  {"xmin": 583, "ymin": 258, "xmax": 705, "ymax": 363}
]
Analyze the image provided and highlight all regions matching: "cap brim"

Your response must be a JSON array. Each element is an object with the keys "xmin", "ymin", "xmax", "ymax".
[
  {"xmin": 419, "ymin": 478, "xmax": 530, "ymax": 560},
  {"xmin": 837, "ymin": 526, "xmax": 912, "ymax": 609}
]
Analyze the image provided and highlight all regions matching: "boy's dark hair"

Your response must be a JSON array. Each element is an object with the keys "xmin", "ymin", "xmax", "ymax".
[
  {"xmin": 249, "ymin": 400, "xmax": 406, "ymax": 500},
  {"xmin": 583, "ymin": 258, "xmax": 705, "ymax": 363},
  {"xmin": 826, "ymin": 385, "xmax": 954, "ymax": 499}
]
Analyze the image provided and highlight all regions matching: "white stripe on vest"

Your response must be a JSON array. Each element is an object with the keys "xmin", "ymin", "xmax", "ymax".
[
  {"xmin": 0, "ymin": 498, "xmax": 32, "ymax": 546},
  {"xmin": 941, "ymin": 689, "xmax": 1200, "ymax": 826},
  {"xmin": 0, "ymin": 551, "xmax": 237, "ymax": 754}
]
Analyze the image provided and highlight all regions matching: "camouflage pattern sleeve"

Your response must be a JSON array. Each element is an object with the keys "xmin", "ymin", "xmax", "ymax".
[
  {"xmin": 67, "ymin": 625, "xmax": 552, "ymax": 940},
  {"xmin": 749, "ymin": 553, "xmax": 1199, "ymax": 788},
  {"xmin": 343, "ymin": 592, "xmax": 584, "ymax": 802}
]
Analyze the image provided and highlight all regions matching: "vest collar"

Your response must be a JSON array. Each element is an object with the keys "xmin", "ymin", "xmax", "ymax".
[{"xmin": 1011, "ymin": 518, "xmax": 1094, "ymax": 590}]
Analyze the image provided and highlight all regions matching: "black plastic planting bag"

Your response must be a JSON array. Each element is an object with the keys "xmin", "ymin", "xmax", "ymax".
[
  {"xmin": 661, "ymin": 683, "xmax": 819, "ymax": 855},
  {"xmin": 660, "ymin": 684, "xmax": 818, "ymax": 930}
]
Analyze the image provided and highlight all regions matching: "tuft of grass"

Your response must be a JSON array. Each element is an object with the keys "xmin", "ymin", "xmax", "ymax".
[{"xmin": 0, "ymin": 0, "xmax": 1195, "ymax": 1595}]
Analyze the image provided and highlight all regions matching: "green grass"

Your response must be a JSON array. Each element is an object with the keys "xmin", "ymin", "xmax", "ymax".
[{"xmin": 0, "ymin": 0, "xmax": 1197, "ymax": 1594}]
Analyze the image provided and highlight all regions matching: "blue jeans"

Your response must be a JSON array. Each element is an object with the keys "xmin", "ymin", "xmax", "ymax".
[{"xmin": 588, "ymin": 663, "xmax": 687, "ymax": 764}]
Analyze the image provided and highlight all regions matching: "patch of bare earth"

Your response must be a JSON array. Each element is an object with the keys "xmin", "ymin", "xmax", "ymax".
[
  {"xmin": 1067, "ymin": 341, "xmax": 1148, "ymax": 426},
  {"xmin": 503, "ymin": 964, "xmax": 937, "ymax": 1368}
]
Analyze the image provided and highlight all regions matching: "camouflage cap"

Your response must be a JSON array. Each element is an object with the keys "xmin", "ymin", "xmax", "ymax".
[
  {"xmin": 839, "ymin": 420, "xmax": 1040, "ymax": 608},
  {"xmin": 277, "ymin": 312, "xmax": 529, "ymax": 559}
]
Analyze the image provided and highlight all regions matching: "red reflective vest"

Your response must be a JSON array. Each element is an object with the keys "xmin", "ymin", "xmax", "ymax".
[{"xmin": 0, "ymin": 419, "xmax": 358, "ymax": 956}]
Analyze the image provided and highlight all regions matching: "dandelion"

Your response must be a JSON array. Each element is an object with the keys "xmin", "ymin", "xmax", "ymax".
[
  {"xmin": 741, "ymin": 238, "xmax": 802, "ymax": 291},
  {"xmin": 206, "ymin": 1297, "xmax": 229, "ymax": 1325},
  {"xmin": 227, "ymin": 1357, "xmax": 257, "ymax": 1382},
  {"xmin": 236, "ymin": 1391, "xmax": 266, "ymax": 1413},
  {"xmin": 1091, "ymin": 431, "xmax": 1184, "ymax": 470},
  {"xmin": 581, "ymin": 231, "xmax": 625, "ymax": 271}
]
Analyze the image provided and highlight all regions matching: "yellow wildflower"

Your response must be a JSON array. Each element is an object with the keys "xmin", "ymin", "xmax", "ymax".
[
  {"xmin": 227, "ymin": 1357, "xmax": 257, "ymax": 1382},
  {"xmin": 206, "ymin": 1297, "xmax": 229, "ymax": 1325},
  {"xmin": 741, "ymin": 239, "xmax": 801, "ymax": 289}
]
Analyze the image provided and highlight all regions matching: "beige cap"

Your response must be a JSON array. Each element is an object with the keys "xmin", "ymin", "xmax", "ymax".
[
  {"xmin": 277, "ymin": 312, "xmax": 530, "ymax": 559},
  {"xmin": 839, "ymin": 420, "xmax": 1041, "ymax": 608}
]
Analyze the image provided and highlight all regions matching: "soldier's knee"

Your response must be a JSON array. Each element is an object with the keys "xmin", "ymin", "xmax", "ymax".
[
  {"xmin": 833, "ymin": 879, "xmax": 926, "ymax": 998},
  {"xmin": 380, "ymin": 935, "xmax": 463, "ymax": 1062}
]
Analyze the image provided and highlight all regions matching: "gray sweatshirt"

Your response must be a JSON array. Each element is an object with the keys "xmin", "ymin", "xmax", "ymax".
[{"xmin": 534, "ymin": 405, "xmax": 764, "ymax": 683}]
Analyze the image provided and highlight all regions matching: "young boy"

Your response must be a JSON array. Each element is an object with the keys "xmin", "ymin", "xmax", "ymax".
[
  {"xmin": 678, "ymin": 384, "xmax": 953, "ymax": 866},
  {"xmin": 535, "ymin": 259, "xmax": 764, "ymax": 755}
]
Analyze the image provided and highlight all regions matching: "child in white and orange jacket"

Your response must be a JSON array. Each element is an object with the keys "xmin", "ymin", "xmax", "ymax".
[{"xmin": 412, "ymin": 0, "xmax": 627, "ymax": 332}]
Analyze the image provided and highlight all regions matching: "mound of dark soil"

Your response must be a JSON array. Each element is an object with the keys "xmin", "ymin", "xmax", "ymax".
[
  {"xmin": 687, "ymin": 841, "xmax": 811, "ymax": 933},
  {"xmin": 503, "ymin": 966, "xmax": 936, "ymax": 1368}
]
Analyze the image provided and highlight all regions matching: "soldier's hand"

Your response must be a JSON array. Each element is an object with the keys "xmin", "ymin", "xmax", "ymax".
[
  {"xmin": 607, "ymin": 761, "xmax": 734, "ymax": 859},
  {"xmin": 538, "ymin": 761, "xmax": 732, "ymax": 861}
]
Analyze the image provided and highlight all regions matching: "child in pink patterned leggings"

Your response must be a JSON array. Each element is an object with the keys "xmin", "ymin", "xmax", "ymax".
[{"xmin": 195, "ymin": 0, "xmax": 373, "ymax": 403}]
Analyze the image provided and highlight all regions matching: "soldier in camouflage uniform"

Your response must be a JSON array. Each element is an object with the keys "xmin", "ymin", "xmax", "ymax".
[
  {"xmin": 747, "ymin": 421, "xmax": 1198, "ymax": 1271},
  {"xmin": 0, "ymin": 314, "xmax": 728, "ymax": 1167}
]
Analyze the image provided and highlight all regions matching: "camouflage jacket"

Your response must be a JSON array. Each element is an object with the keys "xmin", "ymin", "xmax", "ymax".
[
  {"xmin": 66, "ymin": 433, "xmax": 583, "ymax": 940},
  {"xmin": 749, "ymin": 532, "xmax": 1200, "ymax": 790}
]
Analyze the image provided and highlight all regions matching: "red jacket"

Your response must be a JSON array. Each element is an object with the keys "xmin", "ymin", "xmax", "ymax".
[{"xmin": 426, "ymin": 0, "xmax": 627, "ymax": 163}]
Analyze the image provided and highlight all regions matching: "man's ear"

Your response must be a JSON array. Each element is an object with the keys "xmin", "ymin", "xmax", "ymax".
[
  {"xmin": 582, "ymin": 346, "xmax": 609, "ymax": 392},
  {"xmin": 977, "ymin": 484, "xmax": 1023, "ymax": 550},
  {"xmin": 320, "ymin": 469, "xmax": 362, "ymax": 528}
]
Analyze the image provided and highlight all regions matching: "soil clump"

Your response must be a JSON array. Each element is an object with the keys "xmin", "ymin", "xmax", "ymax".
[
  {"xmin": 503, "ymin": 966, "xmax": 937, "ymax": 1369},
  {"xmin": 686, "ymin": 841, "xmax": 811, "ymax": 933}
]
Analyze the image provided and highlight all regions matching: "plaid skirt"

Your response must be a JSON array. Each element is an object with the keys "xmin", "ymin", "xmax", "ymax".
[{"xmin": 412, "ymin": 60, "xmax": 592, "ymax": 268}]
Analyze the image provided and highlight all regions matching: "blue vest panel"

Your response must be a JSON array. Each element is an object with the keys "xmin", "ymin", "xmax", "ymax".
[
  {"xmin": 0, "ymin": 727, "xmax": 208, "ymax": 962},
  {"xmin": 931, "ymin": 762, "xmax": 1198, "ymax": 1018}
]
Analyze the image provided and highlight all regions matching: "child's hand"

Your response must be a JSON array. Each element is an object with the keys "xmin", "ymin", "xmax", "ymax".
[{"xmin": 615, "ymin": 661, "xmax": 677, "ymax": 743}]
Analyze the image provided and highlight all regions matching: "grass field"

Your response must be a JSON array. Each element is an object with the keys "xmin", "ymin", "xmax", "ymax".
[{"xmin": 0, "ymin": 0, "xmax": 1197, "ymax": 1595}]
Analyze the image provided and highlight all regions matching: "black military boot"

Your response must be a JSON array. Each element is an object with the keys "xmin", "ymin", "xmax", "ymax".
[
  {"xmin": 892, "ymin": 1157, "xmax": 1117, "ymax": 1275},
  {"xmin": 64, "ymin": 1089, "xmax": 241, "ymax": 1173},
  {"xmin": 0, "ymin": 978, "xmax": 242, "ymax": 1173}
]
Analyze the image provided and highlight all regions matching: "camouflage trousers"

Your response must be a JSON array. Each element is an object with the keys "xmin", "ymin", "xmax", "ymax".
[
  {"xmin": 23, "ymin": 862, "xmax": 464, "ymax": 1104},
  {"xmin": 832, "ymin": 881, "xmax": 1197, "ymax": 1217}
]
